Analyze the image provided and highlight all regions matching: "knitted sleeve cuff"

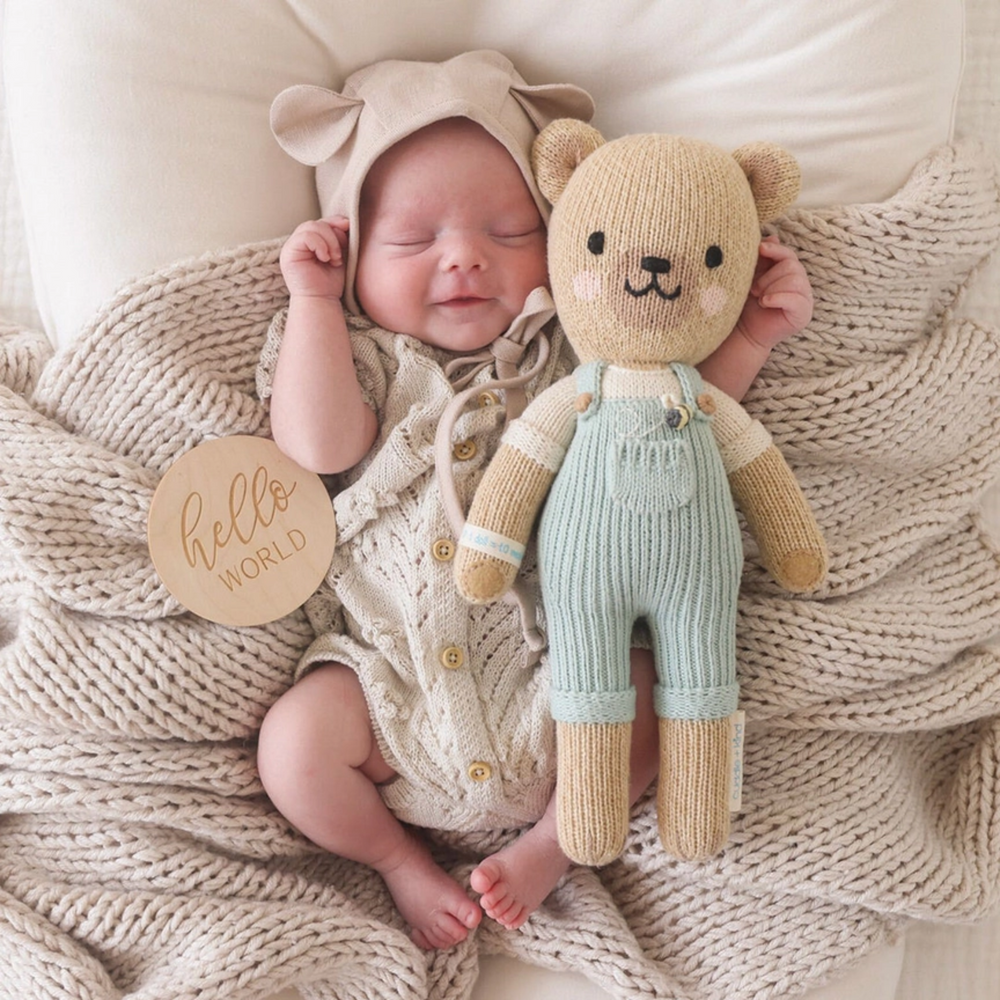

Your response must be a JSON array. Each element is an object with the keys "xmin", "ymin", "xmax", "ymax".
[
  {"xmin": 500, "ymin": 373, "xmax": 578, "ymax": 469},
  {"xmin": 706, "ymin": 386, "xmax": 773, "ymax": 473},
  {"xmin": 501, "ymin": 420, "xmax": 566, "ymax": 471}
]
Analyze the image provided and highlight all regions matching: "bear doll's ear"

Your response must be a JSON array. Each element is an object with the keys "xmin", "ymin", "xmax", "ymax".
[
  {"xmin": 732, "ymin": 142, "xmax": 801, "ymax": 223},
  {"xmin": 531, "ymin": 119, "xmax": 606, "ymax": 206}
]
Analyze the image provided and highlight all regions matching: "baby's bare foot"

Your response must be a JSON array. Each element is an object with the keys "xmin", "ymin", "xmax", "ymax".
[
  {"xmin": 470, "ymin": 826, "xmax": 570, "ymax": 930},
  {"xmin": 379, "ymin": 835, "xmax": 481, "ymax": 949}
]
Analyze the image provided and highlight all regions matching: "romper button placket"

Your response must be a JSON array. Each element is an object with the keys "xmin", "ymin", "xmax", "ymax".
[
  {"xmin": 468, "ymin": 761, "xmax": 492, "ymax": 782},
  {"xmin": 431, "ymin": 539, "xmax": 455, "ymax": 562},
  {"xmin": 453, "ymin": 439, "xmax": 477, "ymax": 461},
  {"xmin": 477, "ymin": 391, "xmax": 500, "ymax": 408},
  {"xmin": 440, "ymin": 646, "xmax": 465, "ymax": 670}
]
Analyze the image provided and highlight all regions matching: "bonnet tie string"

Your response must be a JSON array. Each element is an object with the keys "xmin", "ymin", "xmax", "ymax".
[{"xmin": 434, "ymin": 287, "xmax": 556, "ymax": 664}]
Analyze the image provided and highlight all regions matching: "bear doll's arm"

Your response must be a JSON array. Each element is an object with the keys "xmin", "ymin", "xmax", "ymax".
[
  {"xmin": 729, "ymin": 446, "xmax": 827, "ymax": 592},
  {"xmin": 454, "ymin": 374, "xmax": 578, "ymax": 603},
  {"xmin": 705, "ymin": 382, "xmax": 828, "ymax": 593}
]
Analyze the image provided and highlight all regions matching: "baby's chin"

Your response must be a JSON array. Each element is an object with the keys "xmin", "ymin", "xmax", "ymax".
[{"xmin": 416, "ymin": 305, "xmax": 517, "ymax": 353}]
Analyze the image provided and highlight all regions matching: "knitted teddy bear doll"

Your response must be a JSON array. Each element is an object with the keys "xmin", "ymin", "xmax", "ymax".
[{"xmin": 454, "ymin": 119, "xmax": 828, "ymax": 866}]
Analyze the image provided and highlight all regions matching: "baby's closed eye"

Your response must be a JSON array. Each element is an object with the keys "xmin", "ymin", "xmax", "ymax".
[
  {"xmin": 491, "ymin": 225, "xmax": 544, "ymax": 244},
  {"xmin": 385, "ymin": 233, "xmax": 436, "ymax": 252}
]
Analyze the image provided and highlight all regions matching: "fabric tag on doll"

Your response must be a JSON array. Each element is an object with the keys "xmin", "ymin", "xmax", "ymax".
[
  {"xmin": 147, "ymin": 436, "xmax": 337, "ymax": 626},
  {"xmin": 729, "ymin": 710, "xmax": 746, "ymax": 812}
]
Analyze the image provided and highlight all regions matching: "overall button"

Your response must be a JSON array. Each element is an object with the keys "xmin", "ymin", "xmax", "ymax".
[
  {"xmin": 453, "ymin": 439, "xmax": 478, "ymax": 461},
  {"xmin": 468, "ymin": 761, "xmax": 493, "ymax": 782},
  {"xmin": 477, "ymin": 391, "xmax": 500, "ymax": 408},
  {"xmin": 440, "ymin": 646, "xmax": 465, "ymax": 669},
  {"xmin": 431, "ymin": 538, "xmax": 456, "ymax": 562}
]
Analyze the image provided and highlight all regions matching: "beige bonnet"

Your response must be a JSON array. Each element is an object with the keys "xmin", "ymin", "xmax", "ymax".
[{"xmin": 270, "ymin": 50, "xmax": 594, "ymax": 313}]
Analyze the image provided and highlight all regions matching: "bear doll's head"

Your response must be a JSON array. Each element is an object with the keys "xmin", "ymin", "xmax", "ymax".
[{"xmin": 531, "ymin": 120, "xmax": 801, "ymax": 367}]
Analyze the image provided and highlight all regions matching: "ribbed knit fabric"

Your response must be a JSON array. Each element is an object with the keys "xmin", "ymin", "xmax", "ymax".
[
  {"xmin": 541, "ymin": 361, "xmax": 743, "ymax": 729},
  {"xmin": 556, "ymin": 720, "xmax": 633, "ymax": 866},
  {"xmin": 658, "ymin": 717, "xmax": 732, "ymax": 860},
  {"xmin": 0, "ymin": 141, "xmax": 998, "ymax": 1000}
]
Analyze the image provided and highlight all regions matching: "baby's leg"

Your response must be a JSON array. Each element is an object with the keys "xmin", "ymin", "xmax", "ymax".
[
  {"xmin": 471, "ymin": 648, "xmax": 659, "ymax": 930},
  {"xmin": 257, "ymin": 663, "xmax": 481, "ymax": 949}
]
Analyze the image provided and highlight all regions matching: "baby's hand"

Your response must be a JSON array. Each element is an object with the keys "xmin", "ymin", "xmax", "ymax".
[
  {"xmin": 734, "ymin": 237, "xmax": 813, "ymax": 351},
  {"xmin": 280, "ymin": 217, "xmax": 350, "ymax": 300}
]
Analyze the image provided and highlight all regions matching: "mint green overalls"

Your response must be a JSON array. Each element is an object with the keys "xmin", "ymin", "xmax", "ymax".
[{"xmin": 538, "ymin": 361, "xmax": 743, "ymax": 726}]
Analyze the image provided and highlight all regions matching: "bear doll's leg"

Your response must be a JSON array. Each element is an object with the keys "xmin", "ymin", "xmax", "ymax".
[
  {"xmin": 547, "ymin": 602, "xmax": 636, "ymax": 867},
  {"xmin": 649, "ymin": 599, "xmax": 739, "ymax": 861},
  {"xmin": 555, "ymin": 718, "xmax": 632, "ymax": 866},
  {"xmin": 657, "ymin": 716, "xmax": 732, "ymax": 860}
]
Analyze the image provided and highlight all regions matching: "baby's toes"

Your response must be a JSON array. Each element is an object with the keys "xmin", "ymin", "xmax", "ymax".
[
  {"xmin": 470, "ymin": 858, "xmax": 502, "ymax": 895},
  {"xmin": 493, "ymin": 898, "xmax": 528, "ymax": 930}
]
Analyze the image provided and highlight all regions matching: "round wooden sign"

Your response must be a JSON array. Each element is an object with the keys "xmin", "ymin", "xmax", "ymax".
[{"xmin": 147, "ymin": 436, "xmax": 337, "ymax": 626}]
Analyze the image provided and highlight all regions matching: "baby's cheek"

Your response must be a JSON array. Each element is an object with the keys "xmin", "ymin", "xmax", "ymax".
[
  {"xmin": 572, "ymin": 271, "xmax": 603, "ymax": 301},
  {"xmin": 700, "ymin": 286, "xmax": 729, "ymax": 317}
]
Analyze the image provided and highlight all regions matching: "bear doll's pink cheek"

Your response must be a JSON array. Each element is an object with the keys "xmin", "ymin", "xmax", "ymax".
[
  {"xmin": 572, "ymin": 271, "xmax": 603, "ymax": 301},
  {"xmin": 700, "ymin": 286, "xmax": 728, "ymax": 316}
]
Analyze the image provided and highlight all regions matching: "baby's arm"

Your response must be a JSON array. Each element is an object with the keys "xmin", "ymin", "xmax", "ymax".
[
  {"xmin": 698, "ymin": 237, "xmax": 812, "ymax": 401},
  {"xmin": 269, "ymin": 218, "xmax": 379, "ymax": 474}
]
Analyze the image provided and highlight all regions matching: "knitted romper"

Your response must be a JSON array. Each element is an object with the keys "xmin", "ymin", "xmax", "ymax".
[{"xmin": 539, "ymin": 360, "xmax": 743, "ymax": 726}]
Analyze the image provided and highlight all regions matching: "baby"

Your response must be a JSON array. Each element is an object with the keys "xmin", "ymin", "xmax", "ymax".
[{"xmin": 256, "ymin": 52, "xmax": 813, "ymax": 950}]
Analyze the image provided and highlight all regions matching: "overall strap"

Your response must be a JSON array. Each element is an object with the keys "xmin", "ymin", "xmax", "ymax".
[
  {"xmin": 575, "ymin": 360, "xmax": 605, "ymax": 418},
  {"xmin": 670, "ymin": 362, "xmax": 703, "ymax": 407}
]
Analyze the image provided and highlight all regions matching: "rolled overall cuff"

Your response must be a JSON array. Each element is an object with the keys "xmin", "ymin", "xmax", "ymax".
[
  {"xmin": 550, "ymin": 686, "xmax": 637, "ymax": 724},
  {"xmin": 655, "ymin": 682, "xmax": 739, "ymax": 721}
]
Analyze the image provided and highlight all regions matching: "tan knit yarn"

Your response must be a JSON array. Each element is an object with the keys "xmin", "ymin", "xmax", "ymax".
[
  {"xmin": 556, "ymin": 720, "xmax": 632, "ymax": 866},
  {"xmin": 658, "ymin": 717, "xmax": 732, "ymax": 860},
  {"xmin": 0, "ymin": 141, "xmax": 998, "ymax": 1000}
]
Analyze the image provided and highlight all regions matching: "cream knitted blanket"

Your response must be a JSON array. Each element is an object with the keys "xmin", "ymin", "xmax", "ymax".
[{"xmin": 1, "ymin": 141, "xmax": 999, "ymax": 1000}]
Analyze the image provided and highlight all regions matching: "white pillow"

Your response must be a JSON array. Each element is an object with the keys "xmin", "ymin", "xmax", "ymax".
[{"xmin": 3, "ymin": 0, "xmax": 965, "ymax": 347}]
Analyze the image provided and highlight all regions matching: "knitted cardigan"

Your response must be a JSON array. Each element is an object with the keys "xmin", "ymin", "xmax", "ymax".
[{"xmin": 0, "ymin": 141, "xmax": 998, "ymax": 1000}]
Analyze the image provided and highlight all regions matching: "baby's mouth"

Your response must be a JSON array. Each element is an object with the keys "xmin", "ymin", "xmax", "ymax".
[{"xmin": 437, "ymin": 295, "xmax": 492, "ymax": 308}]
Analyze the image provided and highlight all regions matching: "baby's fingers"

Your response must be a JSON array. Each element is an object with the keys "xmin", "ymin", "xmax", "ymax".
[
  {"xmin": 323, "ymin": 216, "xmax": 351, "ymax": 256},
  {"xmin": 757, "ymin": 235, "xmax": 795, "ymax": 260},
  {"xmin": 760, "ymin": 288, "xmax": 813, "ymax": 328},
  {"xmin": 289, "ymin": 222, "xmax": 344, "ymax": 264},
  {"xmin": 751, "ymin": 256, "xmax": 799, "ymax": 295}
]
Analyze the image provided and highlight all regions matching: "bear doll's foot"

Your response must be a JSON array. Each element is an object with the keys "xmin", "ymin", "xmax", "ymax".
[
  {"xmin": 657, "ymin": 716, "xmax": 732, "ymax": 861},
  {"xmin": 556, "ymin": 720, "xmax": 631, "ymax": 866}
]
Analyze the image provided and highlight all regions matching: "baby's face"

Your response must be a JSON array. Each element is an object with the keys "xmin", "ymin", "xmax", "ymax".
[{"xmin": 355, "ymin": 119, "xmax": 548, "ymax": 352}]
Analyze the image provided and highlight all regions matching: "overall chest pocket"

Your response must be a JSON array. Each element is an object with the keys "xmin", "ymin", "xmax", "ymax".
[{"xmin": 607, "ymin": 435, "xmax": 695, "ymax": 513}]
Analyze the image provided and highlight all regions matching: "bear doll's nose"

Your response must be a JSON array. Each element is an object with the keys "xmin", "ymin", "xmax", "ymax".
[{"xmin": 640, "ymin": 255, "xmax": 671, "ymax": 274}]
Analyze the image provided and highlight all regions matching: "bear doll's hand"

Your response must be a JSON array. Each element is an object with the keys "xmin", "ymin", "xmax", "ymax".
[
  {"xmin": 770, "ymin": 544, "xmax": 827, "ymax": 593},
  {"xmin": 453, "ymin": 441, "xmax": 559, "ymax": 604},
  {"xmin": 454, "ymin": 544, "xmax": 520, "ymax": 603}
]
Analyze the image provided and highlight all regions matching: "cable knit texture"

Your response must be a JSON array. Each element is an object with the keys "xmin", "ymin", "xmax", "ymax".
[{"xmin": 0, "ymin": 141, "xmax": 999, "ymax": 999}]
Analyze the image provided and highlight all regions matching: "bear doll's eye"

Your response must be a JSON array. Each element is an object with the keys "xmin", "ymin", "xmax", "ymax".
[
  {"xmin": 705, "ymin": 245, "xmax": 723, "ymax": 268},
  {"xmin": 587, "ymin": 232, "xmax": 605, "ymax": 255}
]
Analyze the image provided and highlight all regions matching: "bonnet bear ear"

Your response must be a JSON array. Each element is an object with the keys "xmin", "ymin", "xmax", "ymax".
[
  {"xmin": 531, "ymin": 118, "xmax": 606, "ymax": 206},
  {"xmin": 270, "ymin": 84, "xmax": 365, "ymax": 166},
  {"xmin": 511, "ymin": 82, "xmax": 596, "ymax": 132},
  {"xmin": 731, "ymin": 142, "xmax": 801, "ymax": 223}
]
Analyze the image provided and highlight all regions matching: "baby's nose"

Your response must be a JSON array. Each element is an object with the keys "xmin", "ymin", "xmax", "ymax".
[{"xmin": 440, "ymin": 232, "xmax": 488, "ymax": 271}]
